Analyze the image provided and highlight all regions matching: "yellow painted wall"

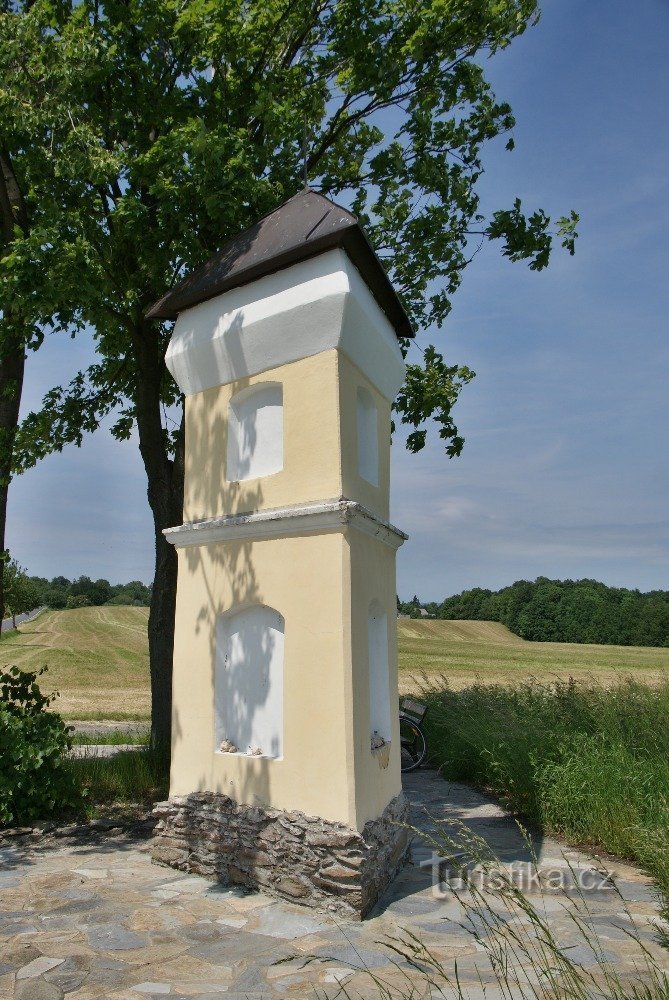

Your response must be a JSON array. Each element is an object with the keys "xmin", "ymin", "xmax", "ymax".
[
  {"xmin": 183, "ymin": 351, "xmax": 343, "ymax": 521},
  {"xmin": 183, "ymin": 348, "xmax": 392, "ymax": 522},
  {"xmin": 170, "ymin": 526, "xmax": 400, "ymax": 830},
  {"xmin": 348, "ymin": 531, "xmax": 402, "ymax": 826},
  {"xmin": 170, "ymin": 531, "xmax": 355, "ymax": 826},
  {"xmin": 338, "ymin": 353, "xmax": 391, "ymax": 521}
]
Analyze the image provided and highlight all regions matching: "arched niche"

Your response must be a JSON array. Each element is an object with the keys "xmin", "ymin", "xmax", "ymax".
[
  {"xmin": 227, "ymin": 382, "xmax": 283, "ymax": 482},
  {"xmin": 368, "ymin": 599, "xmax": 391, "ymax": 743},
  {"xmin": 215, "ymin": 605, "xmax": 285, "ymax": 758},
  {"xmin": 356, "ymin": 386, "xmax": 379, "ymax": 486}
]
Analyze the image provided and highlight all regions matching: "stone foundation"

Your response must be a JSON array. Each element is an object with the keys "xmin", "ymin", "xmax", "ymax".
[{"xmin": 151, "ymin": 792, "xmax": 410, "ymax": 918}]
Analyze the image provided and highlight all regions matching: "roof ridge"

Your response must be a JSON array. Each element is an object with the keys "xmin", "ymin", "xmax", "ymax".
[{"xmin": 231, "ymin": 188, "xmax": 356, "ymax": 242}]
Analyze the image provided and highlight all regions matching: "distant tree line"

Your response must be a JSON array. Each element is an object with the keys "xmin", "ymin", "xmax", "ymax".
[
  {"xmin": 400, "ymin": 578, "xmax": 669, "ymax": 648},
  {"xmin": 27, "ymin": 574, "xmax": 151, "ymax": 610},
  {"xmin": 397, "ymin": 595, "xmax": 427, "ymax": 619}
]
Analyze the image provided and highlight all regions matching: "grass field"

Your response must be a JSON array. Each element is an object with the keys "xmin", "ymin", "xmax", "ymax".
[
  {"xmin": 0, "ymin": 606, "xmax": 150, "ymax": 720},
  {"xmin": 398, "ymin": 618, "xmax": 669, "ymax": 692},
  {"xmin": 2, "ymin": 608, "xmax": 668, "ymax": 719}
]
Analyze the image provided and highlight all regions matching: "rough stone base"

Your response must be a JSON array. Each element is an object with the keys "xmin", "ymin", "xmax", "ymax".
[{"xmin": 151, "ymin": 792, "xmax": 410, "ymax": 918}]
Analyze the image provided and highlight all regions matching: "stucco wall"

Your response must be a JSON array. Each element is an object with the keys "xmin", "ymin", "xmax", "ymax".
[
  {"xmin": 183, "ymin": 348, "xmax": 393, "ymax": 524},
  {"xmin": 348, "ymin": 530, "xmax": 402, "ymax": 827},
  {"xmin": 183, "ymin": 351, "xmax": 343, "ymax": 521},
  {"xmin": 170, "ymin": 530, "xmax": 356, "ymax": 826},
  {"xmin": 169, "ymin": 525, "xmax": 400, "ymax": 831},
  {"xmin": 338, "ymin": 353, "xmax": 391, "ymax": 522}
]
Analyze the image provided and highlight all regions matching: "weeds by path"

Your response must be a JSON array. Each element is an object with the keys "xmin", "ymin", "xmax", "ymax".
[
  {"xmin": 66, "ymin": 746, "xmax": 169, "ymax": 813},
  {"xmin": 306, "ymin": 819, "xmax": 669, "ymax": 999},
  {"xmin": 418, "ymin": 677, "xmax": 669, "ymax": 899}
]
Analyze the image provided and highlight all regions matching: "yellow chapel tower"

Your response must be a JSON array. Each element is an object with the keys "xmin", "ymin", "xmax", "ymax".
[{"xmin": 148, "ymin": 190, "xmax": 412, "ymax": 917}]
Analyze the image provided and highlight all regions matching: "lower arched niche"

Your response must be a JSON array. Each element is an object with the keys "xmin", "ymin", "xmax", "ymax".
[{"xmin": 215, "ymin": 605, "xmax": 285, "ymax": 758}]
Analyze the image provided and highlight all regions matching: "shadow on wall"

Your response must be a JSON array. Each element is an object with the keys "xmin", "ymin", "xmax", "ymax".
[
  {"xmin": 165, "ymin": 236, "xmax": 293, "ymax": 888},
  {"xmin": 228, "ymin": 383, "xmax": 283, "ymax": 484},
  {"xmin": 174, "ymin": 357, "xmax": 279, "ymax": 810},
  {"xmin": 184, "ymin": 308, "xmax": 283, "ymax": 519},
  {"xmin": 185, "ymin": 308, "xmax": 243, "ymax": 520},
  {"xmin": 215, "ymin": 605, "xmax": 283, "ymax": 757},
  {"xmin": 171, "ymin": 496, "xmax": 283, "ymax": 883}
]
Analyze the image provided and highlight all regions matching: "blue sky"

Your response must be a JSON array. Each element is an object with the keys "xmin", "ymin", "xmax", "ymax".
[{"xmin": 10, "ymin": 0, "xmax": 669, "ymax": 599}]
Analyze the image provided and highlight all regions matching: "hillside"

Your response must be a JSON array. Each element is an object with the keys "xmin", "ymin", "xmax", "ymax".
[
  {"xmin": 2, "ymin": 607, "xmax": 668, "ymax": 718},
  {"xmin": 0, "ymin": 606, "xmax": 150, "ymax": 720},
  {"xmin": 397, "ymin": 618, "xmax": 669, "ymax": 692},
  {"xmin": 398, "ymin": 619, "xmax": 523, "ymax": 645}
]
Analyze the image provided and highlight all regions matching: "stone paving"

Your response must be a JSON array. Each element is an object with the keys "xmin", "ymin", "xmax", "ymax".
[{"xmin": 1, "ymin": 771, "xmax": 668, "ymax": 999}]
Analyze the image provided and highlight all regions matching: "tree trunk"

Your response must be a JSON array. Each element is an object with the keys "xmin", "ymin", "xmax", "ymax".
[
  {"xmin": 149, "ymin": 523, "xmax": 179, "ymax": 748},
  {"xmin": 131, "ymin": 319, "xmax": 184, "ymax": 750},
  {"xmin": 0, "ymin": 150, "xmax": 29, "ymax": 627},
  {"xmin": 0, "ymin": 332, "xmax": 25, "ymax": 626}
]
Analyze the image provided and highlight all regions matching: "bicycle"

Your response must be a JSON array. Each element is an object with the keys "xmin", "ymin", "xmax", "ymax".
[{"xmin": 399, "ymin": 698, "xmax": 428, "ymax": 772}]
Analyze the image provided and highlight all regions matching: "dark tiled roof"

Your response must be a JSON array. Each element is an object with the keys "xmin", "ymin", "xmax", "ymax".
[{"xmin": 145, "ymin": 189, "xmax": 413, "ymax": 339}]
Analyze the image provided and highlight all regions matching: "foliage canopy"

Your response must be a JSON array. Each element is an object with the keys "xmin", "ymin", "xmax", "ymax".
[
  {"xmin": 2, "ymin": 556, "xmax": 40, "ymax": 621},
  {"xmin": 410, "ymin": 577, "xmax": 669, "ymax": 647},
  {"xmin": 1, "ymin": 0, "xmax": 578, "ymax": 741},
  {"xmin": 2, "ymin": 0, "xmax": 578, "ymax": 465}
]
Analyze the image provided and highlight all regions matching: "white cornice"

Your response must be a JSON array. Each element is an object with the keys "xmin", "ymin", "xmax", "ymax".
[
  {"xmin": 166, "ymin": 249, "xmax": 405, "ymax": 402},
  {"xmin": 164, "ymin": 499, "xmax": 408, "ymax": 551}
]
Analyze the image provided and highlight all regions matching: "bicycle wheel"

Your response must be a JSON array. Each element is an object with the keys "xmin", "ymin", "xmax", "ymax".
[{"xmin": 399, "ymin": 715, "xmax": 427, "ymax": 772}]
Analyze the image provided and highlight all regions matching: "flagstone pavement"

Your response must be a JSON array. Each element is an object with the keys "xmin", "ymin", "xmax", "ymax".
[{"xmin": 1, "ymin": 770, "xmax": 667, "ymax": 999}]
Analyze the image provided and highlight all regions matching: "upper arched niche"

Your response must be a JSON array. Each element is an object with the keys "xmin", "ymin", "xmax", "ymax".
[{"xmin": 226, "ymin": 382, "xmax": 283, "ymax": 482}]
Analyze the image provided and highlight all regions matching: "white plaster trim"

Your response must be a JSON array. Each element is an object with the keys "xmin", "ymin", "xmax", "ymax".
[
  {"xmin": 166, "ymin": 249, "xmax": 405, "ymax": 402},
  {"xmin": 164, "ymin": 499, "xmax": 408, "ymax": 551}
]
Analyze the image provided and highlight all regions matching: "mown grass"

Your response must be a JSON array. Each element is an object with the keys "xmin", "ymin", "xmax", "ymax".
[
  {"xmin": 4, "ymin": 609, "xmax": 669, "ymax": 718},
  {"xmin": 398, "ymin": 619, "xmax": 669, "ymax": 691},
  {"xmin": 420, "ymin": 677, "xmax": 669, "ymax": 899},
  {"xmin": 0, "ymin": 606, "xmax": 150, "ymax": 719}
]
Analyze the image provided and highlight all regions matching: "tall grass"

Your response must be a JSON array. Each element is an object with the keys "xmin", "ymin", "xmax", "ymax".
[
  {"xmin": 61, "ymin": 709, "xmax": 150, "ymax": 722},
  {"xmin": 420, "ymin": 678, "xmax": 669, "ymax": 898},
  {"xmin": 340, "ymin": 821, "xmax": 669, "ymax": 999},
  {"xmin": 71, "ymin": 728, "xmax": 149, "ymax": 745},
  {"xmin": 67, "ymin": 747, "xmax": 169, "ymax": 808}
]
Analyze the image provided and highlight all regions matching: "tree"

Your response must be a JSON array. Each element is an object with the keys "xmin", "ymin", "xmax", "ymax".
[
  {"xmin": 44, "ymin": 576, "xmax": 71, "ymax": 609},
  {"xmin": 65, "ymin": 594, "xmax": 91, "ymax": 609},
  {"xmin": 4, "ymin": 0, "xmax": 578, "ymax": 745},
  {"xmin": 438, "ymin": 576, "xmax": 669, "ymax": 648},
  {"xmin": 68, "ymin": 574, "xmax": 112, "ymax": 605},
  {"xmin": 2, "ymin": 556, "xmax": 39, "ymax": 626},
  {"xmin": 0, "ymin": 3, "xmax": 93, "ymax": 624}
]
